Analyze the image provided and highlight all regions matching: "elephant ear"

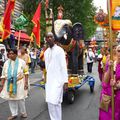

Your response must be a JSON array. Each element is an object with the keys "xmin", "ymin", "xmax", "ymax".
[
  {"xmin": 54, "ymin": 20, "xmax": 72, "ymax": 45},
  {"xmin": 72, "ymin": 23, "xmax": 84, "ymax": 41},
  {"xmin": 59, "ymin": 24, "xmax": 73, "ymax": 45}
]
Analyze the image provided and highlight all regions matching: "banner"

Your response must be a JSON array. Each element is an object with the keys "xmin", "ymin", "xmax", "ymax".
[
  {"xmin": 2, "ymin": 0, "xmax": 15, "ymax": 40},
  {"xmin": 14, "ymin": 15, "xmax": 28, "ymax": 30},
  {"xmin": 32, "ymin": 3, "xmax": 41, "ymax": 47},
  {"xmin": 111, "ymin": 0, "xmax": 120, "ymax": 30}
]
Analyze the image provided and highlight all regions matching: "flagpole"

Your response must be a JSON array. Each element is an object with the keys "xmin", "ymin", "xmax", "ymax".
[
  {"xmin": 108, "ymin": 0, "xmax": 114, "ymax": 120},
  {"xmin": 17, "ymin": 30, "xmax": 21, "ymax": 50},
  {"xmin": 29, "ymin": 34, "xmax": 33, "ymax": 47},
  {"xmin": 29, "ymin": 39, "xmax": 32, "ymax": 47}
]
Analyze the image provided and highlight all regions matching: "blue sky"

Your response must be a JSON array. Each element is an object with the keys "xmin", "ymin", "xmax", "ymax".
[{"xmin": 93, "ymin": 0, "xmax": 107, "ymax": 13}]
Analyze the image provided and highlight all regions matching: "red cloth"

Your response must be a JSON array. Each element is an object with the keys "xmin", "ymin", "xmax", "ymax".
[
  {"xmin": 32, "ymin": 3, "xmax": 41, "ymax": 47},
  {"xmin": 2, "ymin": 0, "xmax": 15, "ymax": 40},
  {"xmin": 14, "ymin": 31, "xmax": 31, "ymax": 42}
]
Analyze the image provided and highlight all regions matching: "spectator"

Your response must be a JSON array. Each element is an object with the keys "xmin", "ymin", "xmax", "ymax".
[
  {"xmin": 86, "ymin": 48, "xmax": 95, "ymax": 73},
  {"xmin": 30, "ymin": 48, "xmax": 37, "ymax": 73}
]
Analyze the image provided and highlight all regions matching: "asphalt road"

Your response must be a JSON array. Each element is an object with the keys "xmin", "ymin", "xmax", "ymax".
[{"xmin": 0, "ymin": 62, "xmax": 101, "ymax": 120}]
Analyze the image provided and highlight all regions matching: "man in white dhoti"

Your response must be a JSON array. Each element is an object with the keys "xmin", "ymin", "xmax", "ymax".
[
  {"xmin": 0, "ymin": 48, "xmax": 29, "ymax": 120},
  {"xmin": 44, "ymin": 32, "xmax": 68, "ymax": 120}
]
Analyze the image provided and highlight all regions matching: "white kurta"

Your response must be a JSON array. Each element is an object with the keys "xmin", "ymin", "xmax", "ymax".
[
  {"xmin": 87, "ymin": 51, "xmax": 95, "ymax": 63},
  {"xmin": 0, "ymin": 58, "xmax": 29, "ymax": 100},
  {"xmin": 44, "ymin": 44, "xmax": 68, "ymax": 105}
]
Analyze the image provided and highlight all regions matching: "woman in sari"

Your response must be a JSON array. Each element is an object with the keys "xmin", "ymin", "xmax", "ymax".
[
  {"xmin": 99, "ymin": 59, "xmax": 112, "ymax": 120},
  {"xmin": 114, "ymin": 45, "xmax": 120, "ymax": 119},
  {"xmin": 99, "ymin": 44, "xmax": 120, "ymax": 120},
  {"xmin": 0, "ymin": 48, "xmax": 29, "ymax": 120}
]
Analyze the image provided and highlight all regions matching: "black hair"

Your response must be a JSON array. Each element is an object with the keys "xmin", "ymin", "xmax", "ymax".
[{"xmin": 8, "ymin": 48, "xmax": 18, "ymax": 55}]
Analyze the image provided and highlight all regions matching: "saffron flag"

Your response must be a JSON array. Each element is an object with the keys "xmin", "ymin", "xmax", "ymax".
[
  {"xmin": 2, "ymin": 0, "xmax": 15, "ymax": 40},
  {"xmin": 32, "ymin": 3, "xmax": 41, "ymax": 47},
  {"xmin": 111, "ymin": 0, "xmax": 120, "ymax": 30}
]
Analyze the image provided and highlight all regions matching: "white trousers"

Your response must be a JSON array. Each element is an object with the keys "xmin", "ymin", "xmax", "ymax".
[
  {"xmin": 48, "ymin": 102, "xmax": 62, "ymax": 120},
  {"xmin": 8, "ymin": 99, "xmax": 26, "ymax": 116}
]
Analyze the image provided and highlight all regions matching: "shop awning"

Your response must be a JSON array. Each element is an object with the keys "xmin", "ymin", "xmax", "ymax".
[
  {"xmin": 14, "ymin": 31, "xmax": 31, "ymax": 42},
  {"xmin": 0, "ymin": 31, "xmax": 31, "ymax": 42}
]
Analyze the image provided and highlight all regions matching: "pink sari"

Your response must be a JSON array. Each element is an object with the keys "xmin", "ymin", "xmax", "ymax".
[
  {"xmin": 114, "ymin": 63, "xmax": 120, "ymax": 120},
  {"xmin": 99, "ymin": 62, "xmax": 120, "ymax": 120},
  {"xmin": 99, "ymin": 82, "xmax": 112, "ymax": 120},
  {"xmin": 99, "ymin": 62, "xmax": 112, "ymax": 120}
]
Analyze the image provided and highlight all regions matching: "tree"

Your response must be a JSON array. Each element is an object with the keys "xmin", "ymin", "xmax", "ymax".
[
  {"xmin": 22, "ymin": 0, "xmax": 97, "ymax": 41},
  {"xmin": 50, "ymin": 0, "xmax": 97, "ymax": 40},
  {"xmin": 22, "ymin": 0, "xmax": 46, "ymax": 43}
]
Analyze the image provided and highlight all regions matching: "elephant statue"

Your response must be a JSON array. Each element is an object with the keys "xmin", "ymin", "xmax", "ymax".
[{"xmin": 54, "ymin": 20, "xmax": 84, "ymax": 74}]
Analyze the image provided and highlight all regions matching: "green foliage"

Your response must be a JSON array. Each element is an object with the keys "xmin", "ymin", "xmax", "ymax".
[
  {"xmin": 22, "ymin": 0, "xmax": 46, "ymax": 43},
  {"xmin": 22, "ymin": 0, "xmax": 97, "ymax": 42},
  {"xmin": 50, "ymin": 0, "xmax": 97, "ymax": 40}
]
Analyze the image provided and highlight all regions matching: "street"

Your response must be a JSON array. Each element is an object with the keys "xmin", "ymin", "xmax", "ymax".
[
  {"xmin": 0, "ymin": 0, "xmax": 117, "ymax": 119},
  {"xmin": 0, "ymin": 62, "xmax": 101, "ymax": 120}
]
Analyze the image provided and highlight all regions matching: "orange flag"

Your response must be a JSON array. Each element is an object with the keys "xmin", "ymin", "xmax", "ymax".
[
  {"xmin": 32, "ymin": 3, "xmax": 41, "ymax": 47},
  {"xmin": 111, "ymin": 0, "xmax": 120, "ymax": 30},
  {"xmin": 2, "ymin": 0, "xmax": 15, "ymax": 40}
]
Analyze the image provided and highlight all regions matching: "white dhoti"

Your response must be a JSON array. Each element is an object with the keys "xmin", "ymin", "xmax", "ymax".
[
  {"xmin": 48, "ymin": 102, "xmax": 62, "ymax": 120},
  {"xmin": 8, "ymin": 99, "xmax": 26, "ymax": 116}
]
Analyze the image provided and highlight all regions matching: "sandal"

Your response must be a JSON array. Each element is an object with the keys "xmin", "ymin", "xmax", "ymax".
[
  {"xmin": 8, "ymin": 116, "xmax": 17, "ymax": 120},
  {"xmin": 21, "ymin": 113, "xmax": 27, "ymax": 118}
]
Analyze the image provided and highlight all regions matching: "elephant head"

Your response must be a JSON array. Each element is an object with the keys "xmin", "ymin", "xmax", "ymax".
[{"xmin": 54, "ymin": 19, "xmax": 73, "ymax": 45}]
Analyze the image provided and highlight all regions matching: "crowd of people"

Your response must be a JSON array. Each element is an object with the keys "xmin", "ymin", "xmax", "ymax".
[
  {"xmin": 0, "ymin": 32, "xmax": 68, "ymax": 120},
  {"xmin": 0, "ymin": 44, "xmax": 43, "ymax": 120},
  {"xmin": 97, "ymin": 44, "xmax": 120, "ymax": 120},
  {"xmin": 86, "ymin": 44, "xmax": 120, "ymax": 120},
  {"xmin": 0, "ymin": 31, "xmax": 120, "ymax": 120}
]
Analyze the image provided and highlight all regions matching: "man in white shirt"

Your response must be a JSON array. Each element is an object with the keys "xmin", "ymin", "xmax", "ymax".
[
  {"xmin": 30, "ymin": 48, "xmax": 36, "ymax": 73},
  {"xmin": 86, "ymin": 48, "xmax": 95, "ymax": 73},
  {"xmin": 44, "ymin": 32, "xmax": 68, "ymax": 120}
]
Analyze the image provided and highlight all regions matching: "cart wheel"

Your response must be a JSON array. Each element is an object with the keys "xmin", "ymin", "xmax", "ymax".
[
  {"xmin": 90, "ymin": 86, "xmax": 94, "ymax": 93},
  {"xmin": 67, "ymin": 91, "xmax": 75, "ymax": 104}
]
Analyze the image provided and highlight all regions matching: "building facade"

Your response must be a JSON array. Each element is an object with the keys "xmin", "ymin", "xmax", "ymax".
[{"xmin": 0, "ymin": 0, "xmax": 23, "ymax": 19}]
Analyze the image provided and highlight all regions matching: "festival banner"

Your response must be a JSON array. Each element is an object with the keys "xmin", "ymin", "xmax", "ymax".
[
  {"xmin": 2, "ymin": 0, "xmax": 15, "ymax": 40},
  {"xmin": 32, "ymin": 3, "xmax": 41, "ymax": 47},
  {"xmin": 111, "ymin": 0, "xmax": 120, "ymax": 30}
]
